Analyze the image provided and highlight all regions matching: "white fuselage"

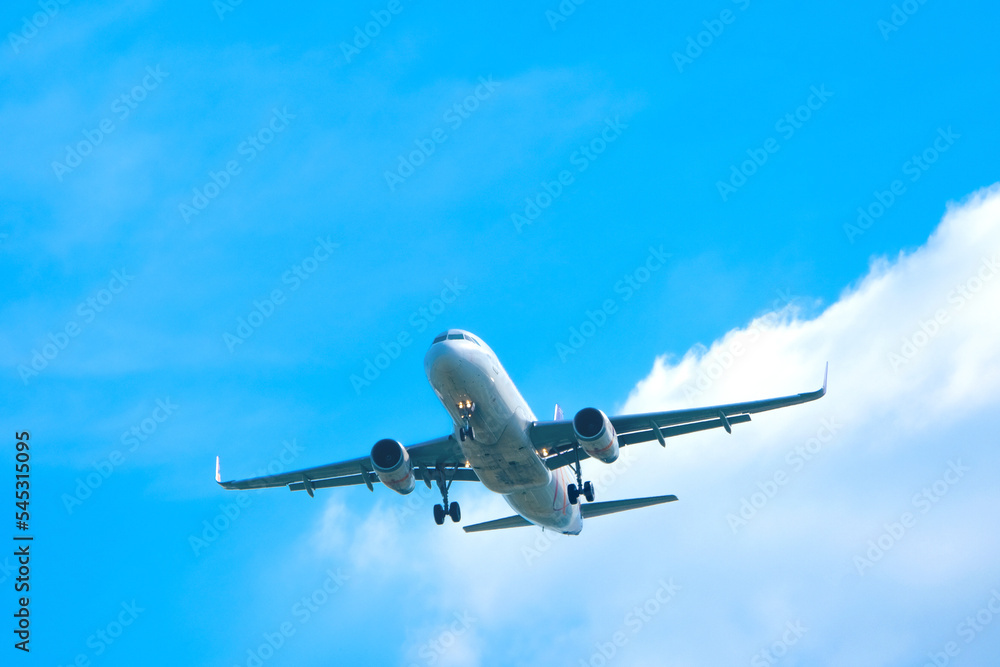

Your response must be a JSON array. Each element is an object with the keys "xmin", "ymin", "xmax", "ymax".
[{"xmin": 424, "ymin": 331, "xmax": 583, "ymax": 535}]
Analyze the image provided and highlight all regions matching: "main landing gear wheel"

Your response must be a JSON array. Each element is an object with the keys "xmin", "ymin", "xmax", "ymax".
[
  {"xmin": 433, "ymin": 502, "xmax": 461, "ymax": 523},
  {"xmin": 568, "ymin": 484, "xmax": 580, "ymax": 505},
  {"xmin": 583, "ymin": 481, "xmax": 595, "ymax": 503},
  {"xmin": 432, "ymin": 466, "xmax": 461, "ymax": 524}
]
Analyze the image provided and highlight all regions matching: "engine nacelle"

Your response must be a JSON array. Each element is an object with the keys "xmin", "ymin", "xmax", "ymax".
[
  {"xmin": 573, "ymin": 408, "xmax": 619, "ymax": 463},
  {"xmin": 370, "ymin": 439, "xmax": 415, "ymax": 495}
]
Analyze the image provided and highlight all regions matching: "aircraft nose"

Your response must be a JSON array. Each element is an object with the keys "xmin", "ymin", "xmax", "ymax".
[{"xmin": 424, "ymin": 341, "xmax": 463, "ymax": 383}]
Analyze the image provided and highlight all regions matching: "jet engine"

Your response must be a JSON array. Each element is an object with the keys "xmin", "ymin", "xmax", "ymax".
[
  {"xmin": 370, "ymin": 439, "xmax": 415, "ymax": 495},
  {"xmin": 573, "ymin": 408, "xmax": 619, "ymax": 463}
]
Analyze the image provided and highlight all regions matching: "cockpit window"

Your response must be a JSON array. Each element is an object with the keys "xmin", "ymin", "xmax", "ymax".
[{"xmin": 434, "ymin": 331, "xmax": 481, "ymax": 345}]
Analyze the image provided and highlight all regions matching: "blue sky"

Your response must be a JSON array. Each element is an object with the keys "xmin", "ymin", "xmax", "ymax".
[{"xmin": 2, "ymin": 0, "xmax": 999, "ymax": 665}]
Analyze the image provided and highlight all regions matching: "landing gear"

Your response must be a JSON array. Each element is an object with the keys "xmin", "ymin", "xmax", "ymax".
[
  {"xmin": 457, "ymin": 400, "xmax": 475, "ymax": 442},
  {"xmin": 568, "ymin": 484, "xmax": 580, "ymax": 505},
  {"xmin": 568, "ymin": 445, "xmax": 595, "ymax": 505},
  {"xmin": 432, "ymin": 466, "xmax": 461, "ymax": 524},
  {"xmin": 432, "ymin": 502, "xmax": 461, "ymax": 524}
]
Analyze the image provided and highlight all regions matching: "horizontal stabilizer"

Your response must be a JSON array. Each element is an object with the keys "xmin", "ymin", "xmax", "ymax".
[
  {"xmin": 462, "ymin": 514, "xmax": 532, "ymax": 533},
  {"xmin": 580, "ymin": 494, "xmax": 678, "ymax": 519},
  {"xmin": 462, "ymin": 494, "xmax": 679, "ymax": 533}
]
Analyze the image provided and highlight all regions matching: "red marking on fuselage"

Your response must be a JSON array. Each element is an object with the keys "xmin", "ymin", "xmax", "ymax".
[{"xmin": 552, "ymin": 468, "xmax": 571, "ymax": 514}]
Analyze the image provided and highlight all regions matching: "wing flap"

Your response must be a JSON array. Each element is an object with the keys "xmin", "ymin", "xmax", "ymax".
[
  {"xmin": 531, "ymin": 364, "xmax": 827, "ymax": 460},
  {"xmin": 284, "ymin": 466, "xmax": 482, "ymax": 492},
  {"xmin": 287, "ymin": 473, "xmax": 374, "ymax": 492},
  {"xmin": 217, "ymin": 435, "xmax": 471, "ymax": 493},
  {"xmin": 618, "ymin": 414, "xmax": 752, "ymax": 446},
  {"xmin": 542, "ymin": 414, "xmax": 754, "ymax": 470}
]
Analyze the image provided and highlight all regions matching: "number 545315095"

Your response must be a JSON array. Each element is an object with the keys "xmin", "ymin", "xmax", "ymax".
[{"xmin": 16, "ymin": 431, "xmax": 29, "ymax": 517}]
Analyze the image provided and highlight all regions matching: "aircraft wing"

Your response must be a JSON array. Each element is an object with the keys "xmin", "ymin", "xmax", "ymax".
[
  {"xmin": 216, "ymin": 434, "xmax": 478, "ymax": 495},
  {"xmin": 530, "ymin": 364, "xmax": 827, "ymax": 470}
]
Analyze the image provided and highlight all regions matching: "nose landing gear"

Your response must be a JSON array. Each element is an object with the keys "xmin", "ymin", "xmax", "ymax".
[{"xmin": 457, "ymin": 400, "xmax": 476, "ymax": 441}]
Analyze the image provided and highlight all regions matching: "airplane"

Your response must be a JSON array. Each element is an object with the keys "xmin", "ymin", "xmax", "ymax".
[{"xmin": 217, "ymin": 329, "xmax": 827, "ymax": 534}]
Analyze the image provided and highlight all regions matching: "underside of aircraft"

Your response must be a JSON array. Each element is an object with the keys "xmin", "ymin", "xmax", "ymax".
[{"xmin": 218, "ymin": 330, "xmax": 827, "ymax": 535}]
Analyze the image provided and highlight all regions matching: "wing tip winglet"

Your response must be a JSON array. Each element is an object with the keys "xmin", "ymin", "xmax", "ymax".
[
  {"xmin": 215, "ymin": 456, "xmax": 222, "ymax": 484},
  {"xmin": 822, "ymin": 361, "xmax": 829, "ymax": 395}
]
